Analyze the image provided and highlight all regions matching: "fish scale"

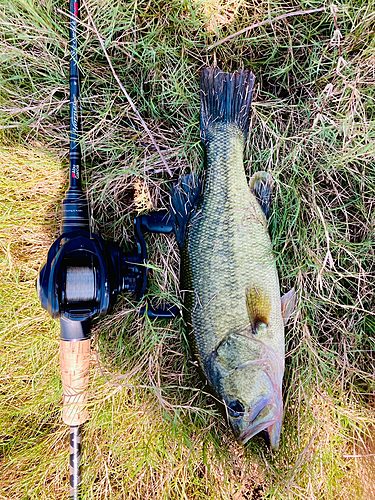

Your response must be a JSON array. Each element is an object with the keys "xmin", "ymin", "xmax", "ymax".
[
  {"xmin": 187, "ymin": 123, "xmax": 283, "ymax": 364},
  {"xmin": 171, "ymin": 68, "xmax": 287, "ymax": 450}
]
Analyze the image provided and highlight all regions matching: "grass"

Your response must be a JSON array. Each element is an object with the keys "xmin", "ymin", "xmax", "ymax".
[{"xmin": 1, "ymin": 0, "xmax": 375, "ymax": 498}]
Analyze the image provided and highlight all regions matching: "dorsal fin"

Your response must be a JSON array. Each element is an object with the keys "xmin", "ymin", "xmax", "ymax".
[{"xmin": 169, "ymin": 174, "xmax": 201, "ymax": 247}]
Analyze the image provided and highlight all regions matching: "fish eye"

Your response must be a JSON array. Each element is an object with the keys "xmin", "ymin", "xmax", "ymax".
[{"xmin": 228, "ymin": 400, "xmax": 245, "ymax": 418}]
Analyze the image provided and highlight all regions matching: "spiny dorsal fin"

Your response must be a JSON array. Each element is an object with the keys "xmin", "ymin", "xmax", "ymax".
[
  {"xmin": 246, "ymin": 284, "xmax": 271, "ymax": 333},
  {"xmin": 169, "ymin": 174, "xmax": 201, "ymax": 247},
  {"xmin": 249, "ymin": 171, "xmax": 273, "ymax": 220}
]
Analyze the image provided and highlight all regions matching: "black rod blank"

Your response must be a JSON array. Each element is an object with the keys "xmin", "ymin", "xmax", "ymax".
[
  {"xmin": 69, "ymin": 0, "xmax": 81, "ymax": 190},
  {"xmin": 62, "ymin": 0, "xmax": 89, "ymax": 234},
  {"xmin": 67, "ymin": 3, "xmax": 84, "ymax": 499},
  {"xmin": 69, "ymin": 426, "xmax": 82, "ymax": 500}
]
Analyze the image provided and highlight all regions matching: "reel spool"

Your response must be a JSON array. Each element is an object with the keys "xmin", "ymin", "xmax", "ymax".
[{"xmin": 65, "ymin": 267, "xmax": 95, "ymax": 302}]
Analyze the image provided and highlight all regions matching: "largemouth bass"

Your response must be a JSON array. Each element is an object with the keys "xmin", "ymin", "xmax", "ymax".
[{"xmin": 170, "ymin": 68, "xmax": 295, "ymax": 450}]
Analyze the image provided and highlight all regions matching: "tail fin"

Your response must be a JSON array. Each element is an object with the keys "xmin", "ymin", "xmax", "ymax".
[{"xmin": 200, "ymin": 68, "xmax": 255, "ymax": 145}]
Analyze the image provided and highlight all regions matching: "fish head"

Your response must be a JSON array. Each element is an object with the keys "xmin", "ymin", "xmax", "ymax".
[
  {"xmin": 223, "ymin": 364, "xmax": 283, "ymax": 451},
  {"xmin": 207, "ymin": 330, "xmax": 284, "ymax": 450}
]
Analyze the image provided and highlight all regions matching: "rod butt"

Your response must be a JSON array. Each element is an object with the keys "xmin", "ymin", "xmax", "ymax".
[{"xmin": 70, "ymin": 425, "xmax": 82, "ymax": 499}]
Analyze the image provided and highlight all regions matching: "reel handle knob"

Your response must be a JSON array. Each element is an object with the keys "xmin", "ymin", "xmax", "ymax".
[
  {"xmin": 139, "ymin": 304, "xmax": 179, "ymax": 318},
  {"xmin": 132, "ymin": 210, "xmax": 179, "ymax": 317},
  {"xmin": 135, "ymin": 210, "xmax": 173, "ymax": 234}
]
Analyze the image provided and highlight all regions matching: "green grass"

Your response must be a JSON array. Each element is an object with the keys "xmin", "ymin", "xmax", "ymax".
[{"xmin": 1, "ymin": 0, "xmax": 375, "ymax": 498}]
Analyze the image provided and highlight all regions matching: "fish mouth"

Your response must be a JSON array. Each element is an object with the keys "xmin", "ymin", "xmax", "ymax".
[{"xmin": 237, "ymin": 404, "xmax": 280, "ymax": 446}]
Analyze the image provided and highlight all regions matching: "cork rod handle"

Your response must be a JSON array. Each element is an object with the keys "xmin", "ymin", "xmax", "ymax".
[{"xmin": 60, "ymin": 339, "xmax": 91, "ymax": 426}]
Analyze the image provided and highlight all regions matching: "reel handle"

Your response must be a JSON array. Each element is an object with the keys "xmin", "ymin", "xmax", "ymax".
[
  {"xmin": 60, "ymin": 338, "xmax": 91, "ymax": 426},
  {"xmin": 134, "ymin": 210, "xmax": 179, "ymax": 318}
]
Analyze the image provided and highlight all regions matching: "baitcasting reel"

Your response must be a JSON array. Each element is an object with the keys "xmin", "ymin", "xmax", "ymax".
[{"xmin": 37, "ymin": 191, "xmax": 177, "ymax": 341}]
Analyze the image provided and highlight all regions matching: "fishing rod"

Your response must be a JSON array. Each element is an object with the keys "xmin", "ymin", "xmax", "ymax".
[{"xmin": 37, "ymin": 1, "xmax": 177, "ymax": 497}]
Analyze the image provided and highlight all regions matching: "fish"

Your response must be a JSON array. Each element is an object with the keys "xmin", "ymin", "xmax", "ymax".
[{"xmin": 169, "ymin": 68, "xmax": 295, "ymax": 450}]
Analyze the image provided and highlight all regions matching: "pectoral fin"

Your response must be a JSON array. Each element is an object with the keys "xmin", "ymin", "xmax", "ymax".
[
  {"xmin": 281, "ymin": 287, "xmax": 296, "ymax": 325},
  {"xmin": 246, "ymin": 285, "xmax": 271, "ymax": 333},
  {"xmin": 249, "ymin": 171, "xmax": 273, "ymax": 220},
  {"xmin": 169, "ymin": 174, "xmax": 201, "ymax": 247}
]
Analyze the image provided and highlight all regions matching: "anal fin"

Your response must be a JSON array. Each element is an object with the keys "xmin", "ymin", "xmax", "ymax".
[
  {"xmin": 249, "ymin": 171, "xmax": 273, "ymax": 220},
  {"xmin": 169, "ymin": 174, "xmax": 201, "ymax": 247}
]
